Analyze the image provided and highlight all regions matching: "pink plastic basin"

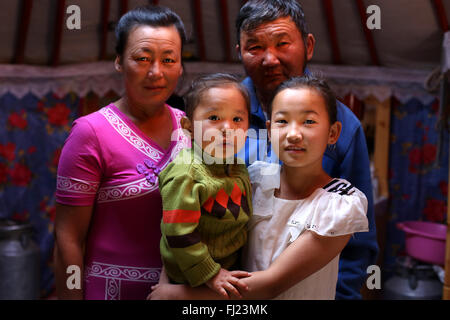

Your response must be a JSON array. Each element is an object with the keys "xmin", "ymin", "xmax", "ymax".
[{"xmin": 396, "ymin": 221, "xmax": 447, "ymax": 266}]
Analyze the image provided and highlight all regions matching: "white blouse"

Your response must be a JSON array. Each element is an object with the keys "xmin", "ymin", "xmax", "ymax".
[{"xmin": 243, "ymin": 161, "xmax": 369, "ymax": 300}]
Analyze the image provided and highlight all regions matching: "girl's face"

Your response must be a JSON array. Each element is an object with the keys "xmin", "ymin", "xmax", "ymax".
[
  {"xmin": 188, "ymin": 86, "xmax": 249, "ymax": 159},
  {"xmin": 268, "ymin": 87, "xmax": 341, "ymax": 169}
]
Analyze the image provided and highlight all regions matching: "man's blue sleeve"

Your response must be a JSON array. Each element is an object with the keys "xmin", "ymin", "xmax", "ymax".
[{"xmin": 334, "ymin": 124, "xmax": 379, "ymax": 299}]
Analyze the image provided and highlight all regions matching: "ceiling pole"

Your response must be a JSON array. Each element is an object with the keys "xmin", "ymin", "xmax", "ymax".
[
  {"xmin": 120, "ymin": 0, "xmax": 129, "ymax": 16},
  {"xmin": 51, "ymin": 0, "xmax": 66, "ymax": 66},
  {"xmin": 99, "ymin": 0, "xmax": 111, "ymax": 60},
  {"xmin": 13, "ymin": 0, "xmax": 33, "ymax": 64},
  {"xmin": 431, "ymin": 0, "xmax": 449, "ymax": 32},
  {"xmin": 430, "ymin": 0, "xmax": 449, "ymax": 302},
  {"xmin": 219, "ymin": 0, "xmax": 232, "ymax": 62},
  {"xmin": 192, "ymin": 0, "xmax": 206, "ymax": 61},
  {"xmin": 322, "ymin": 0, "xmax": 342, "ymax": 65},
  {"xmin": 356, "ymin": 0, "xmax": 380, "ymax": 66}
]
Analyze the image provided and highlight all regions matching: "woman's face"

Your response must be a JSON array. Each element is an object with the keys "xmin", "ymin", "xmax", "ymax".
[{"xmin": 115, "ymin": 25, "xmax": 183, "ymax": 109}]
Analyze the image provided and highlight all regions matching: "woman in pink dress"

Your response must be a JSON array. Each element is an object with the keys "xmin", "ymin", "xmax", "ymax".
[{"xmin": 53, "ymin": 5, "xmax": 190, "ymax": 300}]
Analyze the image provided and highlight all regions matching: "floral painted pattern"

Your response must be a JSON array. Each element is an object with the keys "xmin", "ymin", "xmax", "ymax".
[
  {"xmin": 0, "ymin": 90, "xmax": 119, "ymax": 297},
  {"xmin": 385, "ymin": 97, "xmax": 448, "ymax": 268}
]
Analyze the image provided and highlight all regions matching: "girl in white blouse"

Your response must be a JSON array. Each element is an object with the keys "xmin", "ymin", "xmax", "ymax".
[{"xmin": 148, "ymin": 75, "xmax": 369, "ymax": 300}]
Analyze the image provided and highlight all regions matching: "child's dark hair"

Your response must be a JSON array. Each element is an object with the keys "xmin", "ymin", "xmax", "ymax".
[
  {"xmin": 268, "ymin": 75, "xmax": 337, "ymax": 124},
  {"xmin": 184, "ymin": 73, "xmax": 251, "ymax": 121}
]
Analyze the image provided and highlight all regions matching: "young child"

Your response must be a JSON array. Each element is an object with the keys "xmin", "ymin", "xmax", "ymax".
[
  {"xmin": 149, "ymin": 75, "xmax": 369, "ymax": 300},
  {"xmin": 157, "ymin": 73, "xmax": 253, "ymax": 299}
]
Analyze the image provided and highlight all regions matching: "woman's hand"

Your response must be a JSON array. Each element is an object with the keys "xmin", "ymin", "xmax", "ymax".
[
  {"xmin": 158, "ymin": 268, "xmax": 170, "ymax": 284},
  {"xmin": 147, "ymin": 283, "xmax": 177, "ymax": 300}
]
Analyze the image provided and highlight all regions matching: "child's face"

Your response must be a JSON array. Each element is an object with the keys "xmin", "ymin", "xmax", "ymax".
[
  {"xmin": 268, "ymin": 87, "xmax": 340, "ymax": 169},
  {"xmin": 189, "ymin": 85, "xmax": 249, "ymax": 159}
]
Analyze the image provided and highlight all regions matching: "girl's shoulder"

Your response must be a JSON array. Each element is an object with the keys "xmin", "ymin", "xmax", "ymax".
[
  {"xmin": 247, "ymin": 161, "xmax": 281, "ymax": 191},
  {"xmin": 301, "ymin": 178, "xmax": 369, "ymax": 237}
]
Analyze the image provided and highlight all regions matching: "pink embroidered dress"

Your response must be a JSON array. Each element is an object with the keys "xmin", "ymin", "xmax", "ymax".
[{"xmin": 56, "ymin": 103, "xmax": 190, "ymax": 300}]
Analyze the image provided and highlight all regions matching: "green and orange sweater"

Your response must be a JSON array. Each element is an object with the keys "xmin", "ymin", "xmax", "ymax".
[{"xmin": 158, "ymin": 146, "xmax": 252, "ymax": 287}]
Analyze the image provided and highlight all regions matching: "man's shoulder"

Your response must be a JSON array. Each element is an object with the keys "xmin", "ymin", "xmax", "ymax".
[{"xmin": 336, "ymin": 100, "xmax": 362, "ymax": 132}]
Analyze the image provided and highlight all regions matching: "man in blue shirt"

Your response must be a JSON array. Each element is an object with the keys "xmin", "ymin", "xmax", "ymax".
[{"xmin": 235, "ymin": 0, "xmax": 379, "ymax": 299}]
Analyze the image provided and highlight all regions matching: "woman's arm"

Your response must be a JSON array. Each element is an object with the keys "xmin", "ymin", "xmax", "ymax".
[
  {"xmin": 241, "ymin": 231, "xmax": 352, "ymax": 299},
  {"xmin": 149, "ymin": 231, "xmax": 351, "ymax": 300},
  {"xmin": 54, "ymin": 203, "xmax": 93, "ymax": 300}
]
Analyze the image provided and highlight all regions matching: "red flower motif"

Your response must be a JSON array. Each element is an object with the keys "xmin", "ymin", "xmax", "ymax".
[
  {"xmin": 422, "ymin": 144, "xmax": 437, "ymax": 165},
  {"xmin": 9, "ymin": 163, "xmax": 32, "ymax": 186},
  {"xmin": 48, "ymin": 206, "xmax": 56, "ymax": 222},
  {"xmin": 439, "ymin": 181, "xmax": 448, "ymax": 196},
  {"xmin": 11, "ymin": 211, "xmax": 29, "ymax": 223},
  {"xmin": 8, "ymin": 112, "xmax": 28, "ymax": 129},
  {"xmin": 0, "ymin": 163, "xmax": 7, "ymax": 184},
  {"xmin": 431, "ymin": 100, "xmax": 439, "ymax": 113},
  {"xmin": 423, "ymin": 199, "xmax": 446, "ymax": 222},
  {"xmin": 46, "ymin": 103, "xmax": 71, "ymax": 126},
  {"xmin": 37, "ymin": 101, "xmax": 45, "ymax": 112},
  {"xmin": 408, "ymin": 148, "xmax": 422, "ymax": 165},
  {"xmin": 28, "ymin": 146, "xmax": 37, "ymax": 154},
  {"xmin": 52, "ymin": 148, "xmax": 62, "ymax": 167},
  {"xmin": 39, "ymin": 199, "xmax": 47, "ymax": 212},
  {"xmin": 0, "ymin": 142, "xmax": 16, "ymax": 161}
]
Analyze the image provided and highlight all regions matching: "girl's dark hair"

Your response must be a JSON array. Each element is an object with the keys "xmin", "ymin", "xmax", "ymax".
[
  {"xmin": 115, "ymin": 5, "xmax": 187, "ymax": 57},
  {"xmin": 184, "ymin": 73, "xmax": 251, "ymax": 121},
  {"xmin": 235, "ymin": 0, "xmax": 309, "ymax": 45},
  {"xmin": 268, "ymin": 75, "xmax": 337, "ymax": 124}
]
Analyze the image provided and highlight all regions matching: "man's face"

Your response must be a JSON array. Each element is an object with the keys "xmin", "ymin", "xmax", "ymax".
[{"xmin": 238, "ymin": 17, "xmax": 315, "ymax": 99}]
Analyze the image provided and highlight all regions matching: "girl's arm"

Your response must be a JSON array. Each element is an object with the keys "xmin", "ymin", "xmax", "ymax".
[
  {"xmin": 240, "ymin": 230, "xmax": 351, "ymax": 299},
  {"xmin": 54, "ymin": 203, "xmax": 93, "ymax": 300},
  {"xmin": 149, "ymin": 230, "xmax": 351, "ymax": 300}
]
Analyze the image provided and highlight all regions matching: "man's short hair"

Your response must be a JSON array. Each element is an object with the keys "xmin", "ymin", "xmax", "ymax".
[{"xmin": 235, "ymin": 0, "xmax": 309, "ymax": 45}]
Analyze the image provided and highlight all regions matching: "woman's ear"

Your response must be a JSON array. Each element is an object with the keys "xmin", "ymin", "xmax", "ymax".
[
  {"xmin": 266, "ymin": 120, "xmax": 271, "ymax": 141},
  {"xmin": 328, "ymin": 121, "xmax": 342, "ymax": 145},
  {"xmin": 235, "ymin": 44, "xmax": 242, "ymax": 61},
  {"xmin": 114, "ymin": 56, "xmax": 122, "ymax": 72},
  {"xmin": 180, "ymin": 116, "xmax": 192, "ymax": 137}
]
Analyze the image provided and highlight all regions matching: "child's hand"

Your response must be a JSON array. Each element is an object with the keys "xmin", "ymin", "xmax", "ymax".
[{"xmin": 206, "ymin": 268, "xmax": 251, "ymax": 299}]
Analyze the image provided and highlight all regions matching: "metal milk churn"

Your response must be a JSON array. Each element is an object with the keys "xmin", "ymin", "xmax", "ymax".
[{"xmin": 0, "ymin": 219, "xmax": 40, "ymax": 299}]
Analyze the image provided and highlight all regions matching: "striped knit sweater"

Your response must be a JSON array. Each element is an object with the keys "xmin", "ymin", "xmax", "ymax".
[{"xmin": 158, "ymin": 146, "xmax": 252, "ymax": 287}]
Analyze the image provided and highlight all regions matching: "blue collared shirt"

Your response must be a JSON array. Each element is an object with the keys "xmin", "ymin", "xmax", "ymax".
[{"xmin": 240, "ymin": 74, "xmax": 379, "ymax": 299}]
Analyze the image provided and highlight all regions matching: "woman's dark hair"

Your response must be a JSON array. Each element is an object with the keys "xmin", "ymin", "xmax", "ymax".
[
  {"xmin": 268, "ymin": 75, "xmax": 337, "ymax": 125},
  {"xmin": 184, "ymin": 73, "xmax": 251, "ymax": 121},
  {"xmin": 115, "ymin": 5, "xmax": 187, "ymax": 57},
  {"xmin": 235, "ymin": 0, "xmax": 309, "ymax": 45}
]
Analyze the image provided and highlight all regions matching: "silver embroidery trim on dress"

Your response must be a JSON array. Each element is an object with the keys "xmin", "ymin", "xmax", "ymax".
[
  {"xmin": 96, "ymin": 176, "xmax": 159, "ymax": 203},
  {"xmin": 105, "ymin": 278, "xmax": 120, "ymax": 300},
  {"xmin": 72, "ymin": 107, "xmax": 189, "ymax": 203},
  {"xmin": 100, "ymin": 107, "xmax": 164, "ymax": 161},
  {"xmin": 85, "ymin": 262, "xmax": 161, "ymax": 300},
  {"xmin": 56, "ymin": 175, "xmax": 99, "ymax": 194},
  {"xmin": 86, "ymin": 262, "xmax": 161, "ymax": 282}
]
